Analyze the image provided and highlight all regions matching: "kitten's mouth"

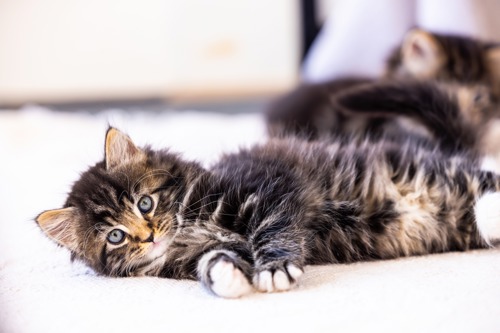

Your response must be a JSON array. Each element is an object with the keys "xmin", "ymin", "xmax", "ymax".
[
  {"xmin": 153, "ymin": 235, "xmax": 168, "ymax": 247},
  {"xmin": 147, "ymin": 235, "xmax": 170, "ymax": 259}
]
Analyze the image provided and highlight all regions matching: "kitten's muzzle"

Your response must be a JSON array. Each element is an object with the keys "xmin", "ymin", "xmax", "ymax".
[{"xmin": 140, "ymin": 232, "xmax": 154, "ymax": 243}]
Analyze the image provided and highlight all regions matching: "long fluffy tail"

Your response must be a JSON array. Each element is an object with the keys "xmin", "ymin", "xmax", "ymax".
[
  {"xmin": 333, "ymin": 80, "xmax": 478, "ymax": 151},
  {"xmin": 265, "ymin": 77, "xmax": 373, "ymax": 139}
]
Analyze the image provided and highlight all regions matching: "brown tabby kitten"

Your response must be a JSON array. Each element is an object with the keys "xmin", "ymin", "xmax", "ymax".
[
  {"xmin": 266, "ymin": 29, "xmax": 500, "ymax": 141},
  {"xmin": 37, "ymin": 128, "xmax": 500, "ymax": 298}
]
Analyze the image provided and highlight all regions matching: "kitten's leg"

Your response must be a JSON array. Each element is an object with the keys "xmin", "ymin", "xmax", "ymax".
[
  {"xmin": 250, "ymin": 220, "xmax": 306, "ymax": 293},
  {"xmin": 197, "ymin": 249, "xmax": 254, "ymax": 298},
  {"xmin": 174, "ymin": 224, "xmax": 254, "ymax": 298},
  {"xmin": 474, "ymin": 192, "xmax": 500, "ymax": 245}
]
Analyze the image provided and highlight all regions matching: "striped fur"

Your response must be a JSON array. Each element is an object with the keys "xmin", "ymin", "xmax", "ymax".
[{"xmin": 37, "ymin": 128, "xmax": 500, "ymax": 297}]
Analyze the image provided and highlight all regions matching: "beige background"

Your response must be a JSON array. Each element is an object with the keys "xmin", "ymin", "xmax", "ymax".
[{"xmin": 0, "ymin": 0, "xmax": 301, "ymax": 105}]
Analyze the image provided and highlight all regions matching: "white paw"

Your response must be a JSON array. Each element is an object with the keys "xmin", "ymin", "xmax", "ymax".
[
  {"xmin": 210, "ymin": 260, "xmax": 253, "ymax": 298},
  {"xmin": 475, "ymin": 192, "xmax": 500, "ymax": 244},
  {"xmin": 253, "ymin": 264, "xmax": 303, "ymax": 293}
]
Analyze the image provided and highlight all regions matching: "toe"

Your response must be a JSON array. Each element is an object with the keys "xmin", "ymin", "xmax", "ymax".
[{"xmin": 273, "ymin": 270, "xmax": 291, "ymax": 291}]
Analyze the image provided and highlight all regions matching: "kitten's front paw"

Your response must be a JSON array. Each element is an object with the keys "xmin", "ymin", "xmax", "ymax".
[
  {"xmin": 210, "ymin": 259, "xmax": 253, "ymax": 298},
  {"xmin": 253, "ymin": 263, "xmax": 303, "ymax": 293},
  {"xmin": 198, "ymin": 250, "xmax": 253, "ymax": 298}
]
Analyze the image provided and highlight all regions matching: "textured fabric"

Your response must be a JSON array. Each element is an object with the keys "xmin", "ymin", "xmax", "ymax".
[{"xmin": 1, "ymin": 106, "xmax": 499, "ymax": 333}]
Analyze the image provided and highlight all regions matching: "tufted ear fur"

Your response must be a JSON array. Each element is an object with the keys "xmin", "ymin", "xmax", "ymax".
[
  {"xmin": 401, "ymin": 29, "xmax": 446, "ymax": 79},
  {"xmin": 36, "ymin": 207, "xmax": 79, "ymax": 252},
  {"xmin": 105, "ymin": 127, "xmax": 144, "ymax": 170}
]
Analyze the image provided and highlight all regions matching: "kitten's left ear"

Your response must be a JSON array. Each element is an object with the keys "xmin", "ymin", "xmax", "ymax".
[
  {"xmin": 36, "ymin": 207, "xmax": 79, "ymax": 252},
  {"xmin": 105, "ymin": 127, "xmax": 144, "ymax": 170},
  {"xmin": 401, "ymin": 29, "xmax": 446, "ymax": 79}
]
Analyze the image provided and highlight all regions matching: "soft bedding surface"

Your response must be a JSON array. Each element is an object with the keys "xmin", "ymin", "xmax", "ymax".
[{"xmin": 1, "ymin": 106, "xmax": 499, "ymax": 333}]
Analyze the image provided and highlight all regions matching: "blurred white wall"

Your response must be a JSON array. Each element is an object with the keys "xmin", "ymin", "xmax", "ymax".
[{"xmin": 0, "ymin": 0, "xmax": 300, "ymax": 105}]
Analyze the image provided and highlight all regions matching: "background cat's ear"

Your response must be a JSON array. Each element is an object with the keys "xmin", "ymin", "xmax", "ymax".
[
  {"xmin": 486, "ymin": 46, "xmax": 500, "ymax": 93},
  {"xmin": 401, "ymin": 29, "xmax": 445, "ymax": 78},
  {"xmin": 36, "ymin": 207, "xmax": 79, "ymax": 252},
  {"xmin": 105, "ymin": 127, "xmax": 144, "ymax": 169}
]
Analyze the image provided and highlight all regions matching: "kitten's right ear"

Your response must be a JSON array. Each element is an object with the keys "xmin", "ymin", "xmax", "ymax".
[
  {"xmin": 401, "ymin": 29, "xmax": 445, "ymax": 78},
  {"xmin": 105, "ymin": 127, "xmax": 144, "ymax": 170},
  {"xmin": 36, "ymin": 207, "xmax": 79, "ymax": 252}
]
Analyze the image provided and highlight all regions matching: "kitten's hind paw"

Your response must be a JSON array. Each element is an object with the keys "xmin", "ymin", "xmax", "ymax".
[
  {"xmin": 253, "ymin": 263, "xmax": 303, "ymax": 293},
  {"xmin": 198, "ymin": 250, "xmax": 253, "ymax": 298}
]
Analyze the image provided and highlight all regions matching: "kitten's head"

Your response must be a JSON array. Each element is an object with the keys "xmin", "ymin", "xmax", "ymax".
[
  {"xmin": 36, "ymin": 128, "xmax": 202, "ymax": 277},
  {"xmin": 387, "ymin": 28, "xmax": 500, "ymax": 97}
]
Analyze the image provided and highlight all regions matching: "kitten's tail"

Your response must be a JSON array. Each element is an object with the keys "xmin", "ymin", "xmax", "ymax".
[
  {"xmin": 333, "ymin": 80, "xmax": 478, "ymax": 151},
  {"xmin": 265, "ymin": 77, "xmax": 373, "ymax": 140}
]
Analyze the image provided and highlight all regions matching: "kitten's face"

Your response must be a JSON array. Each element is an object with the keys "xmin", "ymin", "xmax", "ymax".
[
  {"xmin": 36, "ymin": 128, "xmax": 193, "ymax": 277},
  {"xmin": 387, "ymin": 29, "xmax": 500, "ymax": 97}
]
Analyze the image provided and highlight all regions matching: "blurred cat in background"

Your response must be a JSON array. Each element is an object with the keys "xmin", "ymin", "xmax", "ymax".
[{"xmin": 265, "ymin": 29, "xmax": 500, "ymax": 165}]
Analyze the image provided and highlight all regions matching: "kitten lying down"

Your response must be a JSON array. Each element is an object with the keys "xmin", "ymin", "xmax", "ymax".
[{"xmin": 36, "ymin": 128, "xmax": 500, "ymax": 298}]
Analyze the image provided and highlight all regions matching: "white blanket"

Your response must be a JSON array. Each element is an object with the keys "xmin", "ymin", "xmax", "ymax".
[{"xmin": 1, "ymin": 106, "xmax": 499, "ymax": 333}]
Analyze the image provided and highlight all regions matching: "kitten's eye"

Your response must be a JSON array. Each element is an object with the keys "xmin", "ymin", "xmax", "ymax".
[
  {"xmin": 138, "ymin": 195, "xmax": 153, "ymax": 214},
  {"xmin": 107, "ymin": 229, "xmax": 126, "ymax": 244},
  {"xmin": 474, "ymin": 93, "xmax": 482, "ymax": 103}
]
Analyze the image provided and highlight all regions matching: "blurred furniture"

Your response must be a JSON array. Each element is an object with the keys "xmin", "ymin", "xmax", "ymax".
[{"xmin": 0, "ymin": 0, "xmax": 300, "ymax": 106}]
